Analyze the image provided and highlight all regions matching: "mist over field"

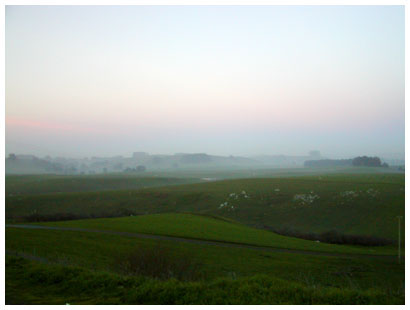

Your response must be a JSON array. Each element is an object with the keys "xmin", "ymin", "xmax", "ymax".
[{"xmin": 5, "ymin": 5, "xmax": 405, "ymax": 306}]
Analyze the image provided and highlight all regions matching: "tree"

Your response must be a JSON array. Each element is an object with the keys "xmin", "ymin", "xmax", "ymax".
[
  {"xmin": 352, "ymin": 156, "xmax": 382, "ymax": 167},
  {"xmin": 8, "ymin": 153, "xmax": 17, "ymax": 160}
]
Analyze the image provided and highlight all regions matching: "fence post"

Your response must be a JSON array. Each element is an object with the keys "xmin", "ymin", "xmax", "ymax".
[{"xmin": 397, "ymin": 216, "xmax": 403, "ymax": 264}]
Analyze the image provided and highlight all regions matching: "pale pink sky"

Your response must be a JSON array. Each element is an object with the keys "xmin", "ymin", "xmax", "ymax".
[{"xmin": 5, "ymin": 6, "xmax": 404, "ymax": 158}]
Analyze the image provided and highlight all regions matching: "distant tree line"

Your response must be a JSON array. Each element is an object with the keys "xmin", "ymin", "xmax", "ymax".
[
  {"xmin": 6, "ymin": 153, "xmax": 66, "ymax": 173},
  {"xmin": 352, "ymin": 156, "xmax": 388, "ymax": 167},
  {"xmin": 123, "ymin": 165, "xmax": 146, "ymax": 173},
  {"xmin": 304, "ymin": 156, "xmax": 388, "ymax": 168}
]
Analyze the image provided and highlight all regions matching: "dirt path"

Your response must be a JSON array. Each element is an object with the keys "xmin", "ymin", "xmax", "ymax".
[{"xmin": 6, "ymin": 224, "xmax": 396, "ymax": 260}]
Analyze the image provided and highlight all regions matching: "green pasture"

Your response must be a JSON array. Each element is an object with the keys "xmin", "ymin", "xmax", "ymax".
[
  {"xmin": 5, "ymin": 227, "xmax": 404, "ymax": 304},
  {"xmin": 6, "ymin": 174, "xmax": 404, "ymax": 241},
  {"xmin": 7, "ymin": 256, "xmax": 403, "ymax": 305},
  {"xmin": 34, "ymin": 213, "xmax": 396, "ymax": 255},
  {"xmin": 5, "ymin": 171, "xmax": 405, "ymax": 305}
]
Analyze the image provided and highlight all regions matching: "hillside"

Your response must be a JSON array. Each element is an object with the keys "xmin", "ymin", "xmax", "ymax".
[
  {"xmin": 6, "ymin": 174, "xmax": 404, "ymax": 241},
  {"xmin": 27, "ymin": 213, "xmax": 395, "ymax": 255},
  {"xmin": 6, "ymin": 212, "xmax": 404, "ymax": 304}
]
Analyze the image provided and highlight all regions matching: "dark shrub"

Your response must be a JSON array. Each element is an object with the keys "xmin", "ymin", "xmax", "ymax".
[
  {"xmin": 23, "ymin": 212, "xmax": 82, "ymax": 222},
  {"xmin": 20, "ymin": 208, "xmax": 142, "ymax": 222},
  {"xmin": 352, "ymin": 156, "xmax": 382, "ymax": 167},
  {"xmin": 321, "ymin": 230, "xmax": 344, "ymax": 244},
  {"xmin": 265, "ymin": 226, "xmax": 392, "ymax": 246},
  {"xmin": 113, "ymin": 243, "xmax": 201, "ymax": 281}
]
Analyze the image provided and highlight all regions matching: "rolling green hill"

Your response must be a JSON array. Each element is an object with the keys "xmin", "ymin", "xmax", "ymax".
[
  {"xmin": 6, "ymin": 174, "xmax": 404, "ymax": 241},
  {"xmin": 6, "ymin": 216, "xmax": 404, "ymax": 304},
  {"xmin": 32, "ymin": 213, "xmax": 395, "ymax": 255}
]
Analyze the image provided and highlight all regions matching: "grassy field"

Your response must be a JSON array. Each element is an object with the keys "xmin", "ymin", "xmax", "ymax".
[
  {"xmin": 7, "ymin": 256, "xmax": 402, "ymax": 305},
  {"xmin": 6, "ymin": 166, "xmax": 399, "ymax": 196},
  {"xmin": 5, "ymin": 171, "xmax": 405, "ymax": 304},
  {"xmin": 6, "ymin": 224, "xmax": 404, "ymax": 304},
  {"xmin": 6, "ymin": 173, "xmax": 404, "ymax": 242},
  {"xmin": 33, "ymin": 213, "xmax": 396, "ymax": 255}
]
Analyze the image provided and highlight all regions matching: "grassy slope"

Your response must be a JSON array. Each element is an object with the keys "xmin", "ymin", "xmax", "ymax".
[
  {"xmin": 6, "ymin": 256, "xmax": 403, "ymax": 305},
  {"xmin": 34, "ymin": 213, "xmax": 396, "ymax": 255},
  {"xmin": 6, "ymin": 171, "xmax": 404, "ymax": 305},
  {"xmin": 5, "ymin": 227, "xmax": 404, "ymax": 303},
  {"xmin": 6, "ymin": 174, "xmax": 404, "ymax": 241}
]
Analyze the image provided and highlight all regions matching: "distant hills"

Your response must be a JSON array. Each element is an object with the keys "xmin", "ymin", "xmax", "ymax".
[{"xmin": 5, "ymin": 151, "xmax": 404, "ymax": 175}]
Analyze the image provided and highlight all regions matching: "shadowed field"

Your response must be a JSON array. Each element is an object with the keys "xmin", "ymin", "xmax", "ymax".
[
  {"xmin": 5, "ymin": 172, "xmax": 405, "ymax": 304},
  {"xmin": 6, "ymin": 173, "xmax": 404, "ymax": 242}
]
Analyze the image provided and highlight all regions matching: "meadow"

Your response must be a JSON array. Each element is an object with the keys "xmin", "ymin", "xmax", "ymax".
[
  {"xmin": 5, "ymin": 170, "xmax": 405, "ymax": 304},
  {"xmin": 6, "ymin": 172, "xmax": 404, "ymax": 241},
  {"xmin": 29, "ymin": 213, "xmax": 396, "ymax": 255},
  {"xmin": 6, "ymin": 224, "xmax": 404, "ymax": 304}
]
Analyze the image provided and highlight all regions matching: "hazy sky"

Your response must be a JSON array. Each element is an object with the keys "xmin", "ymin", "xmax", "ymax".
[{"xmin": 5, "ymin": 5, "xmax": 404, "ymax": 158}]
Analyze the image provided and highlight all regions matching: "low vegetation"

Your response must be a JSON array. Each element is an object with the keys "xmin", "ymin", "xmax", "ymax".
[
  {"xmin": 113, "ymin": 243, "xmax": 201, "ymax": 281},
  {"xmin": 7, "ymin": 226, "xmax": 404, "ymax": 288},
  {"xmin": 5, "ymin": 172, "xmax": 405, "ymax": 304},
  {"xmin": 7, "ymin": 174, "xmax": 404, "ymax": 243},
  {"xmin": 266, "ymin": 226, "xmax": 393, "ymax": 246},
  {"xmin": 6, "ymin": 256, "xmax": 403, "ymax": 305},
  {"xmin": 28, "ymin": 213, "xmax": 397, "ymax": 255},
  {"xmin": 22, "ymin": 209, "xmax": 141, "ymax": 222}
]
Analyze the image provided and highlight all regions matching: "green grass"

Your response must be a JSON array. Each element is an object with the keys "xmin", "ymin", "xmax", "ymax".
[
  {"xmin": 4, "ymin": 225, "xmax": 392, "ymax": 282},
  {"xmin": 7, "ymin": 174, "xmax": 404, "ymax": 241},
  {"xmin": 6, "ymin": 256, "xmax": 403, "ymax": 305},
  {"xmin": 34, "ymin": 213, "xmax": 396, "ymax": 255},
  {"xmin": 7, "ymin": 167, "xmax": 399, "ymax": 196},
  {"xmin": 6, "ymin": 225, "xmax": 401, "ymax": 283},
  {"xmin": 6, "ymin": 227, "xmax": 404, "ymax": 305},
  {"xmin": 5, "ymin": 172, "xmax": 405, "ymax": 305},
  {"xmin": 6, "ymin": 226, "xmax": 405, "ymax": 296},
  {"xmin": 7, "ymin": 256, "xmax": 402, "ymax": 305}
]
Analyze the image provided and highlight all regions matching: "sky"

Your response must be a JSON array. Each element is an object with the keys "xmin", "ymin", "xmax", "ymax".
[{"xmin": 5, "ymin": 5, "xmax": 405, "ymax": 159}]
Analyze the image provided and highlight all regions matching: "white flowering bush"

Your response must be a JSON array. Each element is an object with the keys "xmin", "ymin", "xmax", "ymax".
[
  {"xmin": 366, "ymin": 188, "xmax": 379, "ymax": 197},
  {"xmin": 340, "ymin": 191, "xmax": 359, "ymax": 198},
  {"xmin": 293, "ymin": 192, "xmax": 320, "ymax": 205},
  {"xmin": 218, "ymin": 190, "xmax": 250, "ymax": 211}
]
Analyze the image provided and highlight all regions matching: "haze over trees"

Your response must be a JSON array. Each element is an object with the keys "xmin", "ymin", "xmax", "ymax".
[
  {"xmin": 5, "ymin": 151, "xmax": 400, "ymax": 175},
  {"xmin": 305, "ymin": 156, "xmax": 389, "ymax": 168},
  {"xmin": 4, "ymin": 5, "xmax": 405, "ymax": 305},
  {"xmin": 352, "ymin": 156, "xmax": 383, "ymax": 167}
]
